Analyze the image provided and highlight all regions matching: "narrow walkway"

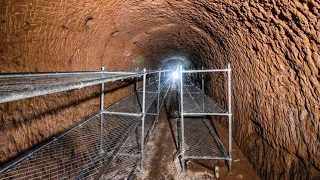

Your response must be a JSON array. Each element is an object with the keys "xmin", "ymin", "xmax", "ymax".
[
  {"xmin": 0, "ymin": 77, "xmax": 259, "ymax": 179},
  {"xmin": 139, "ymin": 84, "xmax": 260, "ymax": 179},
  {"xmin": 0, "ymin": 78, "xmax": 171, "ymax": 180}
]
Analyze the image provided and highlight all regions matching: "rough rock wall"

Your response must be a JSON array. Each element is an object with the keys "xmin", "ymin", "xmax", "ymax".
[
  {"xmin": 1, "ymin": 0, "xmax": 319, "ymax": 179},
  {"xmin": 199, "ymin": 1, "xmax": 320, "ymax": 179},
  {"xmin": 0, "ymin": 0, "xmax": 156, "ymax": 163}
]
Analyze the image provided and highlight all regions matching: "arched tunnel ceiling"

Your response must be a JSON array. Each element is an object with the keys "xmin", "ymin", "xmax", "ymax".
[
  {"xmin": 0, "ymin": 0, "xmax": 319, "ymax": 179},
  {"xmin": 0, "ymin": 0, "xmax": 233, "ymax": 71}
]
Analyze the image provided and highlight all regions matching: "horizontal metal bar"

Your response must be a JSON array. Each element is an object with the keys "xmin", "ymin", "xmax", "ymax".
[
  {"xmin": 182, "ymin": 112, "xmax": 231, "ymax": 116},
  {"xmin": 145, "ymin": 70, "xmax": 168, "ymax": 74},
  {"xmin": 182, "ymin": 69, "xmax": 230, "ymax": 73},
  {"xmin": 0, "ymin": 71, "xmax": 141, "ymax": 78},
  {"xmin": 183, "ymin": 156, "xmax": 231, "ymax": 160},
  {"xmin": 0, "ymin": 69, "xmax": 170, "ymax": 78},
  {"xmin": 146, "ymin": 113, "xmax": 157, "ymax": 116},
  {"xmin": 137, "ymin": 91, "xmax": 158, "ymax": 93},
  {"xmin": 101, "ymin": 111, "xmax": 142, "ymax": 117}
]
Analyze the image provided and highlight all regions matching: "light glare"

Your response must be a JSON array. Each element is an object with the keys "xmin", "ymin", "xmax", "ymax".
[{"xmin": 171, "ymin": 71, "xmax": 179, "ymax": 80}]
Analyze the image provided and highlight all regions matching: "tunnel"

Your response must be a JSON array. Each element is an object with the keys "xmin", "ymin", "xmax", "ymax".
[{"xmin": 0, "ymin": 0, "xmax": 319, "ymax": 179}]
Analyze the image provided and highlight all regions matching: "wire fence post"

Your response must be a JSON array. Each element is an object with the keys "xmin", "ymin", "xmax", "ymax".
[
  {"xmin": 192, "ymin": 68, "xmax": 195, "ymax": 85},
  {"xmin": 100, "ymin": 66, "xmax": 105, "ymax": 154},
  {"xmin": 227, "ymin": 63, "xmax": 232, "ymax": 171},
  {"xmin": 196, "ymin": 68, "xmax": 198, "ymax": 87},
  {"xmin": 180, "ymin": 66, "xmax": 186, "ymax": 171},
  {"xmin": 202, "ymin": 67, "xmax": 205, "ymax": 112},
  {"xmin": 201, "ymin": 67, "xmax": 204, "ymax": 92},
  {"xmin": 141, "ymin": 68, "xmax": 147, "ymax": 169},
  {"xmin": 148, "ymin": 68, "xmax": 151, "ymax": 85},
  {"xmin": 157, "ymin": 69, "xmax": 161, "ymax": 115},
  {"xmin": 135, "ymin": 67, "xmax": 139, "ymax": 91}
]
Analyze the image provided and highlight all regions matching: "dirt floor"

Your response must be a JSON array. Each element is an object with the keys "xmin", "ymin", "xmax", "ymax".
[{"xmin": 137, "ymin": 88, "xmax": 260, "ymax": 180}]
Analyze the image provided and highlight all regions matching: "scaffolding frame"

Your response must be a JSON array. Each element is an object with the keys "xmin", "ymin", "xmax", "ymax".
[
  {"xmin": 178, "ymin": 64, "xmax": 232, "ymax": 171},
  {"xmin": 0, "ymin": 68, "xmax": 170, "ymax": 179}
]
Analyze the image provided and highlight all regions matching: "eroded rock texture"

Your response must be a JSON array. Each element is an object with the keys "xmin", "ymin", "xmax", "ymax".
[{"xmin": 0, "ymin": 0, "xmax": 319, "ymax": 179}]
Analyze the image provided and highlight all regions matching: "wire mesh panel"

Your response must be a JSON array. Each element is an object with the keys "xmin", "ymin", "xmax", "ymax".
[
  {"xmin": 179, "ymin": 66, "xmax": 232, "ymax": 171},
  {"xmin": 0, "ymin": 115, "xmax": 100, "ymax": 179},
  {"xmin": 139, "ymin": 82, "xmax": 158, "ymax": 93},
  {"xmin": 166, "ymin": 84, "xmax": 180, "ymax": 118},
  {"xmin": 75, "ymin": 114, "xmax": 141, "ymax": 179},
  {"xmin": 183, "ymin": 92, "xmax": 225, "ymax": 114},
  {"xmin": 0, "ymin": 71, "xmax": 139, "ymax": 103},
  {"xmin": 183, "ymin": 118, "xmax": 228, "ymax": 159},
  {"xmin": 0, "ymin": 74, "xmax": 171, "ymax": 180},
  {"xmin": 100, "ymin": 156, "xmax": 139, "ymax": 180},
  {"xmin": 106, "ymin": 91, "xmax": 157, "ymax": 114},
  {"xmin": 106, "ymin": 78, "xmax": 170, "ymax": 115},
  {"xmin": 145, "ymin": 100, "xmax": 158, "ymax": 115},
  {"xmin": 76, "ymin": 114, "xmax": 159, "ymax": 179},
  {"xmin": 185, "ymin": 85, "xmax": 202, "ymax": 93},
  {"xmin": 100, "ymin": 114, "xmax": 141, "ymax": 154},
  {"xmin": 0, "ymin": 114, "xmax": 140, "ymax": 180}
]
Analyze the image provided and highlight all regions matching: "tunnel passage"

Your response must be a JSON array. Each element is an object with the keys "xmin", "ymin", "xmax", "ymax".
[{"xmin": 0, "ymin": 0, "xmax": 319, "ymax": 179}]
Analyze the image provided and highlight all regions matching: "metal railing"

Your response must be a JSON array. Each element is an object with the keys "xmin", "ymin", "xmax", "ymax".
[
  {"xmin": 0, "ymin": 68, "xmax": 170, "ymax": 179},
  {"xmin": 178, "ymin": 64, "xmax": 232, "ymax": 171},
  {"xmin": 0, "ymin": 69, "xmax": 165, "ymax": 104},
  {"xmin": 0, "ymin": 65, "xmax": 233, "ymax": 178}
]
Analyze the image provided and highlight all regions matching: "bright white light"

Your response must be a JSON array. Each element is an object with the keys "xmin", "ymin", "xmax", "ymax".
[{"xmin": 171, "ymin": 71, "xmax": 179, "ymax": 80}]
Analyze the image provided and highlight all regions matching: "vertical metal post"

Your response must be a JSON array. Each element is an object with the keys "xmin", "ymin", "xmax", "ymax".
[
  {"xmin": 100, "ymin": 66, "xmax": 105, "ymax": 154},
  {"xmin": 148, "ymin": 68, "xmax": 151, "ymax": 85},
  {"xmin": 201, "ymin": 67, "xmax": 204, "ymax": 92},
  {"xmin": 227, "ymin": 63, "xmax": 232, "ymax": 171},
  {"xmin": 180, "ymin": 66, "xmax": 185, "ymax": 171},
  {"xmin": 196, "ymin": 68, "xmax": 198, "ymax": 87},
  {"xmin": 141, "ymin": 68, "xmax": 147, "ymax": 168},
  {"xmin": 190, "ymin": 69, "xmax": 192, "ymax": 84},
  {"xmin": 192, "ymin": 69, "xmax": 195, "ymax": 85},
  {"xmin": 157, "ymin": 70, "xmax": 161, "ymax": 115},
  {"xmin": 201, "ymin": 67, "xmax": 205, "ymax": 112},
  {"xmin": 135, "ymin": 67, "xmax": 139, "ymax": 91}
]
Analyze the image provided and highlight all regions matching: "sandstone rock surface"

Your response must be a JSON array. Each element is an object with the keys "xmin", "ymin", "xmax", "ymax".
[{"xmin": 0, "ymin": 0, "xmax": 319, "ymax": 179}]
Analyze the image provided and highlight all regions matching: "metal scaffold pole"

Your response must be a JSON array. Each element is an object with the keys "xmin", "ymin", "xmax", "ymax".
[
  {"xmin": 202, "ymin": 67, "xmax": 205, "ymax": 112},
  {"xmin": 135, "ymin": 67, "xmax": 139, "ymax": 91},
  {"xmin": 180, "ymin": 66, "xmax": 185, "ymax": 171},
  {"xmin": 196, "ymin": 68, "xmax": 198, "ymax": 85},
  {"xmin": 201, "ymin": 67, "xmax": 204, "ymax": 92},
  {"xmin": 148, "ymin": 68, "xmax": 151, "ymax": 85},
  {"xmin": 100, "ymin": 66, "xmax": 105, "ymax": 154},
  {"xmin": 157, "ymin": 69, "xmax": 161, "ymax": 115},
  {"xmin": 227, "ymin": 63, "xmax": 232, "ymax": 171},
  {"xmin": 192, "ymin": 69, "xmax": 195, "ymax": 85},
  {"xmin": 141, "ymin": 68, "xmax": 147, "ymax": 168},
  {"xmin": 0, "ymin": 68, "xmax": 171, "ymax": 179}
]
